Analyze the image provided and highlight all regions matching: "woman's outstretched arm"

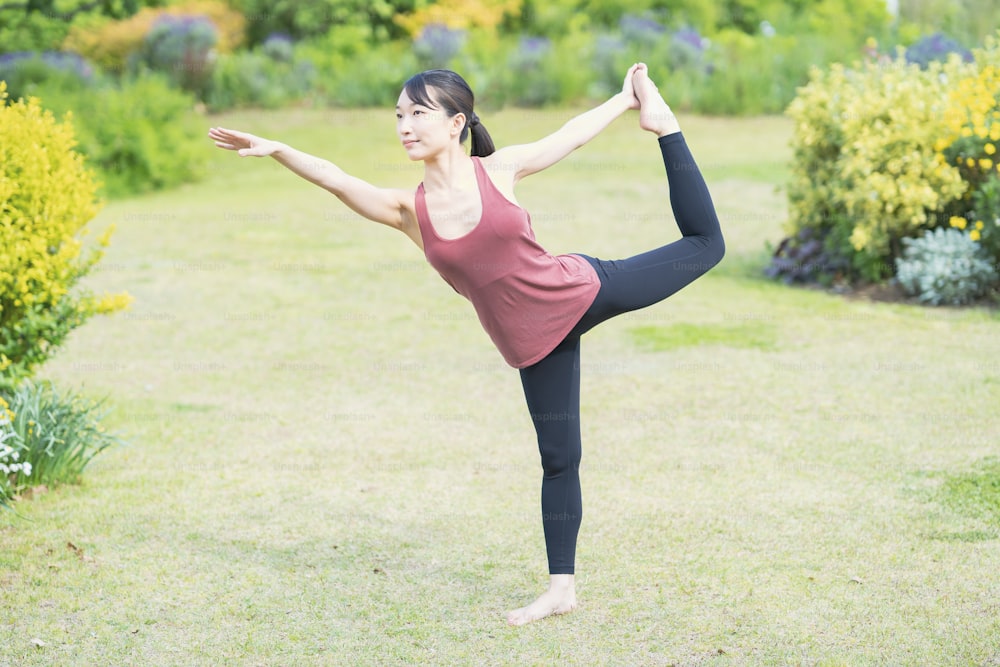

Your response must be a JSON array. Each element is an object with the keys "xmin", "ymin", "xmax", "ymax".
[
  {"xmin": 208, "ymin": 127, "xmax": 408, "ymax": 230},
  {"xmin": 486, "ymin": 63, "xmax": 641, "ymax": 182}
]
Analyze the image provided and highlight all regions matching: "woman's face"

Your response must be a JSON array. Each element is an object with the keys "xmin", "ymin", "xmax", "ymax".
[{"xmin": 396, "ymin": 87, "xmax": 464, "ymax": 161}]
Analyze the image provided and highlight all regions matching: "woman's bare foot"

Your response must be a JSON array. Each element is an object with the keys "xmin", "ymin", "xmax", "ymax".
[
  {"xmin": 506, "ymin": 574, "xmax": 577, "ymax": 626},
  {"xmin": 632, "ymin": 63, "xmax": 681, "ymax": 137}
]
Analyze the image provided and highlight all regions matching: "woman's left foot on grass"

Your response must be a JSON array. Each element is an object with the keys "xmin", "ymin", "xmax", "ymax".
[{"xmin": 506, "ymin": 575, "xmax": 577, "ymax": 626}]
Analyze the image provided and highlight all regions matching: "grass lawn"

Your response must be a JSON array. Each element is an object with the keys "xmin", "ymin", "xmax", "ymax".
[{"xmin": 2, "ymin": 106, "xmax": 999, "ymax": 666}]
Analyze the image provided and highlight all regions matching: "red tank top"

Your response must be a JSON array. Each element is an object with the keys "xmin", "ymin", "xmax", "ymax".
[{"xmin": 415, "ymin": 156, "xmax": 600, "ymax": 368}]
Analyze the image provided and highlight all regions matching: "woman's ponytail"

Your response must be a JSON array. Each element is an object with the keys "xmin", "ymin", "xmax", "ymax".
[{"xmin": 468, "ymin": 116, "xmax": 495, "ymax": 157}]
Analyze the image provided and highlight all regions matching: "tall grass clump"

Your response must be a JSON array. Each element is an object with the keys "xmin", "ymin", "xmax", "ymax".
[{"xmin": 0, "ymin": 382, "xmax": 120, "ymax": 508}]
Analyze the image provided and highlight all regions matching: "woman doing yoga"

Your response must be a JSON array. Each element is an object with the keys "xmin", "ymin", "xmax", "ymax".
[{"xmin": 208, "ymin": 63, "xmax": 724, "ymax": 626}]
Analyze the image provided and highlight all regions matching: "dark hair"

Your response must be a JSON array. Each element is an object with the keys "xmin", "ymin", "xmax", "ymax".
[{"xmin": 402, "ymin": 69, "xmax": 495, "ymax": 157}]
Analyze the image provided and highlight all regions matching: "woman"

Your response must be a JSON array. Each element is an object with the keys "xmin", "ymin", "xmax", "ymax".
[{"xmin": 208, "ymin": 63, "xmax": 724, "ymax": 626}]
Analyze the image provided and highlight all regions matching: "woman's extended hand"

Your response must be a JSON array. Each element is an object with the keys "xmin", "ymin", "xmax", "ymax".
[
  {"xmin": 620, "ymin": 62, "xmax": 643, "ymax": 110},
  {"xmin": 208, "ymin": 126, "xmax": 281, "ymax": 157}
]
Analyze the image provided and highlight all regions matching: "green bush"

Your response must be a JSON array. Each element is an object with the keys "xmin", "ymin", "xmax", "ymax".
[
  {"xmin": 0, "ymin": 81, "xmax": 131, "ymax": 392},
  {"xmin": 60, "ymin": 1, "xmax": 246, "ymax": 76},
  {"xmin": 299, "ymin": 26, "xmax": 417, "ymax": 107},
  {"xmin": 0, "ymin": 382, "xmax": 120, "ymax": 507},
  {"xmin": 0, "ymin": 9, "xmax": 76, "ymax": 53},
  {"xmin": 498, "ymin": 32, "xmax": 593, "ymax": 107},
  {"xmin": 895, "ymin": 227, "xmax": 998, "ymax": 305},
  {"xmin": 133, "ymin": 14, "xmax": 218, "ymax": 98},
  {"xmin": 935, "ymin": 41, "xmax": 1000, "ymax": 264},
  {"xmin": 779, "ymin": 54, "xmax": 969, "ymax": 283},
  {"xmin": 232, "ymin": 0, "xmax": 421, "ymax": 45},
  {"xmin": 24, "ymin": 74, "xmax": 207, "ymax": 198},
  {"xmin": 206, "ymin": 46, "xmax": 317, "ymax": 111},
  {"xmin": 0, "ymin": 51, "xmax": 95, "ymax": 102},
  {"xmin": 772, "ymin": 32, "xmax": 1000, "ymax": 289},
  {"xmin": 898, "ymin": 0, "xmax": 1000, "ymax": 49}
]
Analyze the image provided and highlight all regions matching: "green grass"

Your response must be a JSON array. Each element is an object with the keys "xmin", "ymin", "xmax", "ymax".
[
  {"xmin": 939, "ymin": 457, "xmax": 1000, "ymax": 527},
  {"xmin": 1, "ymin": 108, "xmax": 999, "ymax": 666},
  {"xmin": 629, "ymin": 322, "xmax": 778, "ymax": 351}
]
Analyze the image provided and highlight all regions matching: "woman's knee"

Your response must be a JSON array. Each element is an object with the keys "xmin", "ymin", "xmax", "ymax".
[
  {"xmin": 676, "ymin": 235, "xmax": 724, "ymax": 277},
  {"xmin": 537, "ymin": 436, "xmax": 581, "ymax": 476},
  {"xmin": 706, "ymin": 234, "xmax": 725, "ymax": 268}
]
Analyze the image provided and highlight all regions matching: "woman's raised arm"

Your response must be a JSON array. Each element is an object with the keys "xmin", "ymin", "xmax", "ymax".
[
  {"xmin": 486, "ymin": 63, "xmax": 642, "ymax": 183},
  {"xmin": 208, "ymin": 127, "xmax": 408, "ymax": 230}
]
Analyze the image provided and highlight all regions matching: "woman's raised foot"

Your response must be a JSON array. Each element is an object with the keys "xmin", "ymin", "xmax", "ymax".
[{"xmin": 633, "ymin": 64, "xmax": 681, "ymax": 137}]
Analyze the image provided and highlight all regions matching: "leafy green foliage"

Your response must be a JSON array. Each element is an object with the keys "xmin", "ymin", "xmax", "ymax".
[
  {"xmin": 0, "ymin": 51, "xmax": 94, "ymax": 101},
  {"xmin": 1, "ymin": 381, "xmax": 120, "ymax": 502},
  {"xmin": 777, "ymin": 53, "xmax": 974, "ymax": 284},
  {"xmin": 25, "ymin": 74, "xmax": 207, "ymax": 198},
  {"xmin": 0, "ymin": 0, "xmax": 170, "ymax": 54},
  {"xmin": 134, "ymin": 14, "xmax": 218, "ymax": 97},
  {"xmin": 206, "ymin": 45, "xmax": 316, "ymax": 111},
  {"xmin": 0, "ymin": 82, "xmax": 130, "ymax": 391},
  {"xmin": 895, "ymin": 228, "xmax": 998, "ymax": 305},
  {"xmin": 231, "ymin": 0, "xmax": 424, "ymax": 45},
  {"xmin": 298, "ymin": 25, "xmax": 418, "ymax": 107}
]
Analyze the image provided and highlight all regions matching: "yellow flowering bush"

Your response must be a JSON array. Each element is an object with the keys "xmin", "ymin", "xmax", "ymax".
[
  {"xmin": 0, "ymin": 82, "xmax": 131, "ymax": 392},
  {"xmin": 394, "ymin": 0, "xmax": 521, "ymax": 36},
  {"xmin": 784, "ymin": 53, "xmax": 969, "ymax": 282},
  {"xmin": 936, "ymin": 36, "xmax": 1000, "ymax": 261}
]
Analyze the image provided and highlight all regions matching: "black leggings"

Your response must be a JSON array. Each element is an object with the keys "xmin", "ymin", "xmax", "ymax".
[{"xmin": 518, "ymin": 133, "xmax": 725, "ymax": 575}]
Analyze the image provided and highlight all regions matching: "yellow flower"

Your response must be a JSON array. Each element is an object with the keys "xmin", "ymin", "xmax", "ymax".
[
  {"xmin": 976, "ymin": 220, "xmax": 985, "ymax": 230},
  {"xmin": 970, "ymin": 229, "xmax": 981, "ymax": 241},
  {"xmin": 986, "ymin": 143, "xmax": 997, "ymax": 155},
  {"xmin": 950, "ymin": 216, "xmax": 968, "ymax": 230},
  {"xmin": 967, "ymin": 157, "xmax": 976, "ymax": 167},
  {"xmin": 980, "ymin": 158, "xmax": 993, "ymax": 170}
]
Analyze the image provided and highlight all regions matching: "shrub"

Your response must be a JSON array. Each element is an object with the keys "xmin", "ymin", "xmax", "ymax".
[
  {"xmin": 61, "ymin": 0, "xmax": 245, "ymax": 75},
  {"xmin": 24, "ymin": 75, "xmax": 207, "ymax": 198},
  {"xmin": 935, "ymin": 42, "xmax": 1000, "ymax": 262},
  {"xmin": 235, "ymin": 0, "xmax": 421, "ymax": 45},
  {"xmin": 905, "ymin": 32, "xmax": 973, "ymax": 68},
  {"xmin": 895, "ymin": 227, "xmax": 998, "ymax": 305},
  {"xmin": 206, "ymin": 45, "xmax": 317, "ymax": 111},
  {"xmin": 503, "ymin": 36, "xmax": 556, "ymax": 107},
  {"xmin": 0, "ymin": 51, "xmax": 95, "ymax": 101},
  {"xmin": 299, "ymin": 26, "xmax": 418, "ymax": 107},
  {"xmin": 897, "ymin": 0, "xmax": 1000, "ymax": 50},
  {"xmin": 779, "ymin": 54, "xmax": 969, "ymax": 282},
  {"xmin": 0, "ymin": 8, "xmax": 75, "ymax": 53},
  {"xmin": 261, "ymin": 32, "xmax": 294, "ymax": 62},
  {"xmin": 413, "ymin": 23, "xmax": 467, "ymax": 70},
  {"xmin": 394, "ymin": 0, "xmax": 521, "ymax": 36},
  {"xmin": 135, "ymin": 14, "xmax": 218, "ymax": 97},
  {"xmin": 1, "ymin": 382, "xmax": 120, "ymax": 504},
  {"xmin": 0, "ymin": 82, "xmax": 130, "ymax": 391},
  {"xmin": 765, "ymin": 227, "xmax": 850, "ymax": 285}
]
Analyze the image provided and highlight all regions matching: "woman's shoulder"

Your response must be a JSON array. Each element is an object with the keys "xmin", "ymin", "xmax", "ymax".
[{"xmin": 477, "ymin": 148, "xmax": 521, "ymax": 192}]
